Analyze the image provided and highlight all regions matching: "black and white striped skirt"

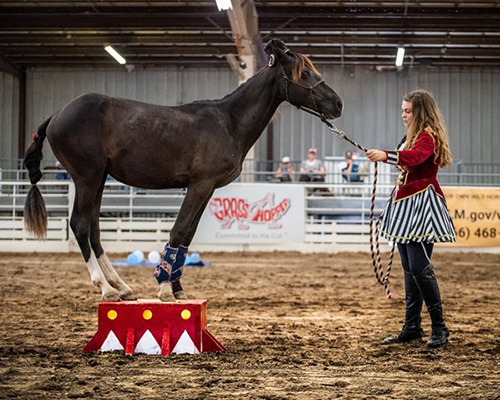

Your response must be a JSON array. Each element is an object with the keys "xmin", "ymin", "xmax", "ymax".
[{"xmin": 379, "ymin": 186, "xmax": 456, "ymax": 244}]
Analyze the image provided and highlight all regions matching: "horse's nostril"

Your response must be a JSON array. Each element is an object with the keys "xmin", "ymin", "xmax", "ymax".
[{"xmin": 337, "ymin": 99, "xmax": 343, "ymax": 111}]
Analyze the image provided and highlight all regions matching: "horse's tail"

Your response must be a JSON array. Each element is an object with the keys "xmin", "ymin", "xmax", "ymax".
[{"xmin": 23, "ymin": 116, "xmax": 52, "ymax": 239}]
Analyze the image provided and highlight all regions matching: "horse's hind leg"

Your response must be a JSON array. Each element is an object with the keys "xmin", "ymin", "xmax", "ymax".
[
  {"xmin": 96, "ymin": 254, "xmax": 136, "ymax": 300},
  {"xmin": 71, "ymin": 178, "xmax": 120, "ymax": 301},
  {"xmin": 90, "ymin": 174, "xmax": 136, "ymax": 300}
]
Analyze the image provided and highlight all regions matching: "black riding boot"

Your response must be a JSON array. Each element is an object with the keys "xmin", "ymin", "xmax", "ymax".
[
  {"xmin": 383, "ymin": 271, "xmax": 424, "ymax": 344},
  {"xmin": 413, "ymin": 264, "xmax": 450, "ymax": 348}
]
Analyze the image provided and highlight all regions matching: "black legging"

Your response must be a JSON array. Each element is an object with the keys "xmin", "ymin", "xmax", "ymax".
[{"xmin": 397, "ymin": 242, "xmax": 434, "ymax": 276}]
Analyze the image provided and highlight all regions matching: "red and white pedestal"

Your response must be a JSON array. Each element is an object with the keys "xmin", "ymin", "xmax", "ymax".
[{"xmin": 83, "ymin": 299, "xmax": 225, "ymax": 356}]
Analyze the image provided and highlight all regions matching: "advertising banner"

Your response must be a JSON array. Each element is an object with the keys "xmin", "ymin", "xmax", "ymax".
[
  {"xmin": 443, "ymin": 187, "xmax": 500, "ymax": 247},
  {"xmin": 193, "ymin": 183, "xmax": 305, "ymax": 244}
]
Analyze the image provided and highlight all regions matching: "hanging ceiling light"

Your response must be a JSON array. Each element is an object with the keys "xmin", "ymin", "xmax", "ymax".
[
  {"xmin": 104, "ymin": 45, "xmax": 127, "ymax": 65},
  {"xmin": 395, "ymin": 46, "xmax": 405, "ymax": 67},
  {"xmin": 215, "ymin": 0, "xmax": 232, "ymax": 11}
]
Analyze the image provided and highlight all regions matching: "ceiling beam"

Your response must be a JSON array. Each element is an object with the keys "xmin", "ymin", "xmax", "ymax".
[
  {"xmin": 1, "ymin": 10, "xmax": 499, "ymax": 31},
  {"xmin": 3, "ymin": 44, "xmax": 499, "ymax": 57},
  {"xmin": 2, "ymin": 32, "xmax": 500, "ymax": 47},
  {"xmin": 0, "ymin": 2, "xmax": 499, "ymax": 69}
]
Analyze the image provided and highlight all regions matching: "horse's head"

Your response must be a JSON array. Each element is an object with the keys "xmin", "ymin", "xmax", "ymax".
[{"xmin": 265, "ymin": 39, "xmax": 343, "ymax": 119}]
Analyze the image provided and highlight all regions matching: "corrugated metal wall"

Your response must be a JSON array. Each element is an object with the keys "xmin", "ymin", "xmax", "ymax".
[
  {"xmin": 0, "ymin": 72, "xmax": 19, "ymax": 167},
  {"xmin": 0, "ymin": 66, "xmax": 497, "ymax": 167},
  {"xmin": 265, "ymin": 66, "xmax": 500, "ymax": 166}
]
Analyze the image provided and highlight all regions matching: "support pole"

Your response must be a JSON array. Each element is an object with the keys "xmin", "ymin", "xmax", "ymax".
[
  {"xmin": 18, "ymin": 71, "xmax": 26, "ymax": 162},
  {"xmin": 225, "ymin": 0, "xmax": 266, "ymax": 182}
]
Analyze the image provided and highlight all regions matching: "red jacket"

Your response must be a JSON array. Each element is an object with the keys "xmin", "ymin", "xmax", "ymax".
[{"xmin": 383, "ymin": 130, "xmax": 445, "ymax": 202}]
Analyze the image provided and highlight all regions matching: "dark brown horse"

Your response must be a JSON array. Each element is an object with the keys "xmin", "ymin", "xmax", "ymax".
[{"xmin": 23, "ymin": 39, "xmax": 342, "ymax": 302}]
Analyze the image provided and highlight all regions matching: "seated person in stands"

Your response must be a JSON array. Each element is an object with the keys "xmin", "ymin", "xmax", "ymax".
[
  {"xmin": 339, "ymin": 151, "xmax": 362, "ymax": 182},
  {"xmin": 274, "ymin": 156, "xmax": 295, "ymax": 182},
  {"xmin": 299, "ymin": 148, "xmax": 326, "ymax": 182},
  {"xmin": 55, "ymin": 161, "xmax": 70, "ymax": 180}
]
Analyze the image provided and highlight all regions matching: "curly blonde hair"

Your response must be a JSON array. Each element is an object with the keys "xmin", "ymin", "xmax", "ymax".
[{"xmin": 404, "ymin": 90, "xmax": 453, "ymax": 167}]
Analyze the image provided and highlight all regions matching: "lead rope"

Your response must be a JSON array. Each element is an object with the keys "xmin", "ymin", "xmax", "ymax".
[
  {"xmin": 279, "ymin": 65, "xmax": 394, "ymax": 297},
  {"xmin": 321, "ymin": 117, "xmax": 395, "ymax": 298}
]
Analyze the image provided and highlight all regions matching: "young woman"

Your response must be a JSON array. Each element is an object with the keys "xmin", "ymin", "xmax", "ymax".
[{"xmin": 366, "ymin": 89, "xmax": 456, "ymax": 348}]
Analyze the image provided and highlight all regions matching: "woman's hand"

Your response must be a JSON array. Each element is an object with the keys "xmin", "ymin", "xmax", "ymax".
[{"xmin": 366, "ymin": 149, "xmax": 387, "ymax": 162}]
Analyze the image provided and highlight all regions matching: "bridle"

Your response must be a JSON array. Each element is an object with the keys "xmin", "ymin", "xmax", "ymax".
[{"xmin": 280, "ymin": 64, "xmax": 327, "ymax": 120}]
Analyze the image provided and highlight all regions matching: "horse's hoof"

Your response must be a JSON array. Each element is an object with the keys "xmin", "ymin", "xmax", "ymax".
[
  {"xmin": 158, "ymin": 291, "xmax": 177, "ymax": 302},
  {"xmin": 173, "ymin": 290, "xmax": 188, "ymax": 300},
  {"xmin": 119, "ymin": 290, "xmax": 137, "ymax": 301},
  {"xmin": 102, "ymin": 290, "xmax": 121, "ymax": 302},
  {"xmin": 157, "ymin": 282, "xmax": 177, "ymax": 302}
]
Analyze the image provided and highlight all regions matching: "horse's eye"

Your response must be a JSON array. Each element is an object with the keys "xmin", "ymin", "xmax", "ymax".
[{"xmin": 301, "ymin": 71, "xmax": 310, "ymax": 79}]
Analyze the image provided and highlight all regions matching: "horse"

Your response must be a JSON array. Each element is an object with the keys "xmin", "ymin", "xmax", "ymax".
[{"xmin": 23, "ymin": 39, "xmax": 343, "ymax": 302}]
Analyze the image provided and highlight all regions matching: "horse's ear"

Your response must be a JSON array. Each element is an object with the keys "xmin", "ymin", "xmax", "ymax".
[{"xmin": 264, "ymin": 39, "xmax": 291, "ymax": 67}]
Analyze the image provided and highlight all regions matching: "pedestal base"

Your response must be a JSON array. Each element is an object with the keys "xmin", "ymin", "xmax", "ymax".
[{"xmin": 83, "ymin": 299, "xmax": 225, "ymax": 356}]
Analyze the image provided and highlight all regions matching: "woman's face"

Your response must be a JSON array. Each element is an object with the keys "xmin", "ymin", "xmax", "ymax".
[{"xmin": 401, "ymin": 100, "xmax": 413, "ymax": 127}]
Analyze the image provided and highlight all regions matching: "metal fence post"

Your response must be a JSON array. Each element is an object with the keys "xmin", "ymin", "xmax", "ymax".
[{"xmin": 457, "ymin": 160, "xmax": 463, "ymax": 185}]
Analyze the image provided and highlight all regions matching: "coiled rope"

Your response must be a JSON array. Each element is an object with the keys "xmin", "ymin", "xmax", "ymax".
[{"xmin": 321, "ymin": 118, "xmax": 395, "ymax": 298}]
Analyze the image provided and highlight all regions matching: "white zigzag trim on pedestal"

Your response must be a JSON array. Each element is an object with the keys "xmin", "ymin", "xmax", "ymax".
[
  {"xmin": 100, "ymin": 330, "xmax": 124, "ymax": 352},
  {"xmin": 134, "ymin": 330, "xmax": 162, "ymax": 355},
  {"xmin": 171, "ymin": 330, "xmax": 199, "ymax": 354}
]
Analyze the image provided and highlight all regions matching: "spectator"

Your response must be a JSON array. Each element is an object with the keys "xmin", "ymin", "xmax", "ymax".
[
  {"xmin": 274, "ymin": 156, "xmax": 295, "ymax": 182},
  {"xmin": 339, "ymin": 151, "xmax": 362, "ymax": 182},
  {"xmin": 299, "ymin": 148, "xmax": 326, "ymax": 182}
]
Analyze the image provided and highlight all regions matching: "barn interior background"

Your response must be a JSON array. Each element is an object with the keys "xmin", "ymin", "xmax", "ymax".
[{"xmin": 0, "ymin": 0, "xmax": 499, "ymax": 252}]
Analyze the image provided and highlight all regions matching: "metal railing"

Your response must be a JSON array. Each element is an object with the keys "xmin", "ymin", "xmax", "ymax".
[
  {"xmin": 0, "ymin": 157, "xmax": 500, "ymax": 190},
  {"xmin": 2, "ymin": 157, "xmax": 500, "ymax": 186},
  {"xmin": 0, "ymin": 179, "xmax": 393, "ymax": 252},
  {"xmin": 1, "ymin": 178, "xmax": 498, "ymax": 252}
]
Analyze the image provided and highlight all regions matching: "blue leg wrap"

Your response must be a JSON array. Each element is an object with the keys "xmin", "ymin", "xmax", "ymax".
[
  {"xmin": 154, "ymin": 244, "xmax": 177, "ymax": 284},
  {"xmin": 170, "ymin": 245, "xmax": 188, "ymax": 282}
]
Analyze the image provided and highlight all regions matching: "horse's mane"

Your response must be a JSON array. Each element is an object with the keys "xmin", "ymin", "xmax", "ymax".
[{"xmin": 290, "ymin": 53, "xmax": 320, "ymax": 82}]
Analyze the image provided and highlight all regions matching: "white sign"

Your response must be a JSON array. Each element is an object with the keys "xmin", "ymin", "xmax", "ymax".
[{"xmin": 193, "ymin": 183, "xmax": 305, "ymax": 244}]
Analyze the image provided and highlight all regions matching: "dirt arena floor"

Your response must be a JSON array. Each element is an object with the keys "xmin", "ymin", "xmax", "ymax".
[{"xmin": 0, "ymin": 250, "xmax": 498, "ymax": 400}]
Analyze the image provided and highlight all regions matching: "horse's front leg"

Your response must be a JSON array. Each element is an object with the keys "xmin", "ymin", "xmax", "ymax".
[
  {"xmin": 156, "ymin": 183, "xmax": 214, "ymax": 302},
  {"xmin": 170, "ymin": 195, "xmax": 214, "ymax": 300}
]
